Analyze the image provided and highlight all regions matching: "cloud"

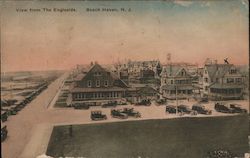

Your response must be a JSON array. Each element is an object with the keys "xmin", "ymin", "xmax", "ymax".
[{"xmin": 173, "ymin": 0, "xmax": 193, "ymax": 7}]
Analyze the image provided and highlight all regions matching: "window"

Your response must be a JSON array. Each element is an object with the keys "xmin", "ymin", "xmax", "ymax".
[
  {"xmin": 227, "ymin": 78, "xmax": 234, "ymax": 83},
  {"xmin": 236, "ymin": 88, "xmax": 241, "ymax": 93},
  {"xmin": 104, "ymin": 80, "xmax": 108, "ymax": 87},
  {"xmin": 164, "ymin": 79, "xmax": 167, "ymax": 84},
  {"xmin": 230, "ymin": 69, "xmax": 237, "ymax": 74},
  {"xmin": 235, "ymin": 78, "xmax": 242, "ymax": 83},
  {"xmin": 204, "ymin": 78, "xmax": 208, "ymax": 83},
  {"xmin": 205, "ymin": 86, "xmax": 208, "ymax": 91},
  {"xmin": 95, "ymin": 72, "xmax": 101, "ymax": 76},
  {"xmin": 216, "ymin": 78, "xmax": 219, "ymax": 82},
  {"xmin": 181, "ymin": 71, "xmax": 185, "ymax": 76},
  {"xmin": 96, "ymin": 80, "xmax": 100, "ymax": 87},
  {"xmin": 171, "ymin": 80, "xmax": 173, "ymax": 84},
  {"xmin": 87, "ymin": 80, "xmax": 92, "ymax": 87}
]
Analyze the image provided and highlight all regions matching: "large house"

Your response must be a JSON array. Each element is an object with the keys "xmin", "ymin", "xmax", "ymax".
[
  {"xmin": 70, "ymin": 63, "xmax": 129, "ymax": 105},
  {"xmin": 117, "ymin": 60, "xmax": 162, "ymax": 79},
  {"xmin": 160, "ymin": 65, "xmax": 194, "ymax": 99},
  {"xmin": 203, "ymin": 63, "xmax": 245, "ymax": 100}
]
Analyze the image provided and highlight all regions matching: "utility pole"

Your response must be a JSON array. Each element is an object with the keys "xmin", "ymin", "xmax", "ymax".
[{"xmin": 175, "ymin": 84, "xmax": 178, "ymax": 115}]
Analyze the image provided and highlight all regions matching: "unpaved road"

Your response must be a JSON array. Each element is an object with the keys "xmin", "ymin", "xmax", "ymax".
[{"xmin": 2, "ymin": 73, "xmax": 249, "ymax": 158}]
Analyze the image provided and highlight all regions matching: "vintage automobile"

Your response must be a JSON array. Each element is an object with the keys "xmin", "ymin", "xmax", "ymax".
[
  {"xmin": 73, "ymin": 103, "xmax": 89, "ymax": 110},
  {"xmin": 177, "ymin": 105, "xmax": 198, "ymax": 115},
  {"xmin": 198, "ymin": 97, "xmax": 208, "ymax": 103},
  {"xmin": 192, "ymin": 104, "xmax": 212, "ymax": 115},
  {"xmin": 117, "ymin": 100, "xmax": 127, "ymax": 105},
  {"xmin": 156, "ymin": 99, "xmax": 167, "ymax": 105},
  {"xmin": 9, "ymin": 107, "xmax": 17, "ymax": 115},
  {"xmin": 165, "ymin": 105, "xmax": 177, "ymax": 114},
  {"xmin": 90, "ymin": 111, "xmax": 107, "ymax": 121},
  {"xmin": 229, "ymin": 104, "xmax": 247, "ymax": 113},
  {"xmin": 111, "ymin": 109, "xmax": 128, "ymax": 119},
  {"xmin": 6, "ymin": 99, "xmax": 17, "ymax": 106},
  {"xmin": 121, "ymin": 108, "xmax": 141, "ymax": 118},
  {"xmin": 102, "ymin": 101, "xmax": 117, "ymax": 108},
  {"xmin": 135, "ymin": 99, "xmax": 151, "ymax": 106},
  {"xmin": 14, "ymin": 104, "xmax": 23, "ymax": 112},
  {"xmin": 15, "ymin": 102, "xmax": 25, "ymax": 110},
  {"xmin": 1, "ymin": 112, "xmax": 8, "ymax": 122},
  {"xmin": 214, "ymin": 103, "xmax": 233, "ymax": 113},
  {"xmin": 1, "ymin": 125, "xmax": 8, "ymax": 142}
]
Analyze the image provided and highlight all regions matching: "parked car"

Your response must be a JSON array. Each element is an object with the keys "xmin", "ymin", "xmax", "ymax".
[
  {"xmin": 73, "ymin": 103, "xmax": 89, "ymax": 110},
  {"xmin": 1, "ymin": 125, "xmax": 8, "ymax": 142},
  {"xmin": 121, "ymin": 108, "xmax": 141, "ymax": 118},
  {"xmin": 117, "ymin": 100, "xmax": 127, "ymax": 105},
  {"xmin": 199, "ymin": 97, "xmax": 208, "ymax": 103},
  {"xmin": 15, "ymin": 102, "xmax": 25, "ymax": 110},
  {"xmin": 192, "ymin": 104, "xmax": 212, "ymax": 115},
  {"xmin": 1, "ymin": 112, "xmax": 8, "ymax": 122},
  {"xmin": 214, "ymin": 103, "xmax": 232, "ymax": 113},
  {"xmin": 135, "ymin": 99, "xmax": 151, "ymax": 106},
  {"xmin": 14, "ymin": 105, "xmax": 22, "ymax": 112},
  {"xmin": 9, "ymin": 108, "xmax": 17, "ymax": 115},
  {"xmin": 229, "ymin": 104, "xmax": 247, "ymax": 113},
  {"xmin": 156, "ymin": 99, "xmax": 167, "ymax": 105},
  {"xmin": 166, "ymin": 105, "xmax": 177, "ymax": 114},
  {"xmin": 178, "ymin": 105, "xmax": 197, "ymax": 115},
  {"xmin": 91, "ymin": 111, "xmax": 107, "ymax": 121},
  {"xmin": 102, "ymin": 101, "xmax": 117, "ymax": 108},
  {"xmin": 111, "ymin": 109, "xmax": 128, "ymax": 119}
]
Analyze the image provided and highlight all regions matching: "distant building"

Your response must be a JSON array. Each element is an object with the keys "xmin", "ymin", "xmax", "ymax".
[
  {"xmin": 203, "ymin": 63, "xmax": 245, "ymax": 100},
  {"xmin": 70, "ymin": 63, "xmax": 129, "ymax": 105},
  {"xmin": 160, "ymin": 65, "xmax": 194, "ymax": 99},
  {"xmin": 119, "ymin": 69, "xmax": 129, "ymax": 84},
  {"xmin": 126, "ymin": 60, "xmax": 162, "ymax": 78},
  {"xmin": 126, "ymin": 85, "xmax": 159, "ymax": 103},
  {"xmin": 140, "ymin": 69, "xmax": 155, "ymax": 79}
]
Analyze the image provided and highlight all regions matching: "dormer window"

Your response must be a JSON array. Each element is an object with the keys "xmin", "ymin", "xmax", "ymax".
[
  {"xmin": 87, "ymin": 80, "xmax": 92, "ymax": 87},
  {"xmin": 230, "ymin": 69, "xmax": 237, "ymax": 74},
  {"xmin": 181, "ymin": 70, "xmax": 185, "ymax": 76}
]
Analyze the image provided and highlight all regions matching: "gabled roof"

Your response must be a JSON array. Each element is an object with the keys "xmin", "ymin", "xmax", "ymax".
[
  {"xmin": 161, "ymin": 65, "xmax": 190, "ymax": 77},
  {"xmin": 205, "ymin": 64, "xmax": 237, "ymax": 79},
  {"xmin": 74, "ymin": 63, "xmax": 129, "ymax": 88}
]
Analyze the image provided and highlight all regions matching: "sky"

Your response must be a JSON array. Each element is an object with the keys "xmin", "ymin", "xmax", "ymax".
[{"xmin": 1, "ymin": 0, "xmax": 249, "ymax": 72}]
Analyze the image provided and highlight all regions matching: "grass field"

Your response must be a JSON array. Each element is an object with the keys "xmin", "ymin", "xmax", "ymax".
[{"xmin": 46, "ymin": 115, "xmax": 249, "ymax": 158}]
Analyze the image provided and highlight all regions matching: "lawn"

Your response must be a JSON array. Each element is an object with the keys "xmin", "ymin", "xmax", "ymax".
[{"xmin": 46, "ymin": 115, "xmax": 249, "ymax": 158}]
